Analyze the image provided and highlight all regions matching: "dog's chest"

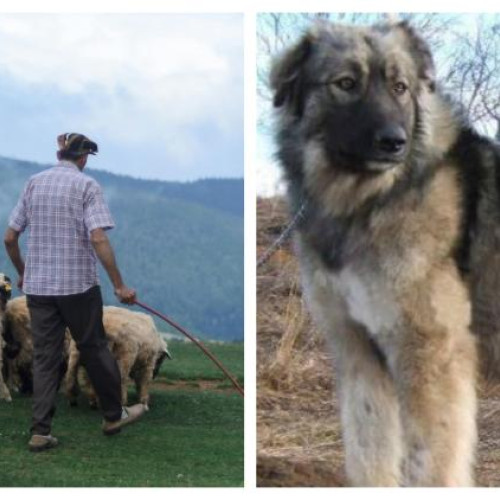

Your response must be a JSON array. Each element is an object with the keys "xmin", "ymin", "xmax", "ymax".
[{"xmin": 336, "ymin": 267, "xmax": 401, "ymax": 337}]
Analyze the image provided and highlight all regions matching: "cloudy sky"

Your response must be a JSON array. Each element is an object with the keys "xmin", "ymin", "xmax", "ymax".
[{"xmin": 0, "ymin": 14, "xmax": 243, "ymax": 182}]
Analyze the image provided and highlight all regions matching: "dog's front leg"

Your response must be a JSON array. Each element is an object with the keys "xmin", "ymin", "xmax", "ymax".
[
  {"xmin": 333, "ymin": 324, "xmax": 403, "ymax": 487},
  {"xmin": 394, "ymin": 282, "xmax": 477, "ymax": 486}
]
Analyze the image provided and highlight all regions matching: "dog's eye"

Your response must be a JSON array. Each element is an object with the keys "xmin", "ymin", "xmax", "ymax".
[
  {"xmin": 394, "ymin": 82, "xmax": 408, "ymax": 96},
  {"xmin": 335, "ymin": 77, "xmax": 356, "ymax": 91}
]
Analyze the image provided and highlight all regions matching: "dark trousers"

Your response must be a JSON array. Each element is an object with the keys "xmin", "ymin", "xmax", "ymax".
[{"xmin": 27, "ymin": 286, "xmax": 122, "ymax": 435}]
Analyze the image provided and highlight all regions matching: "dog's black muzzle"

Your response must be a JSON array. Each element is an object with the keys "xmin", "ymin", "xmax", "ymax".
[{"xmin": 372, "ymin": 123, "xmax": 408, "ymax": 160}]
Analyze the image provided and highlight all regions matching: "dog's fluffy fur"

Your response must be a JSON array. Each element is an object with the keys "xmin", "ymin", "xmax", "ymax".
[{"xmin": 271, "ymin": 20, "xmax": 500, "ymax": 486}]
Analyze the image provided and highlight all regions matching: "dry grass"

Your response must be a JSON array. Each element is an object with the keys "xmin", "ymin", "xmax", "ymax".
[
  {"xmin": 256, "ymin": 196, "xmax": 500, "ymax": 487},
  {"xmin": 257, "ymin": 197, "xmax": 344, "ymax": 487}
]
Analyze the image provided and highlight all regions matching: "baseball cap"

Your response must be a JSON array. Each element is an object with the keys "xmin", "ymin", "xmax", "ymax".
[{"xmin": 57, "ymin": 133, "xmax": 98, "ymax": 157}]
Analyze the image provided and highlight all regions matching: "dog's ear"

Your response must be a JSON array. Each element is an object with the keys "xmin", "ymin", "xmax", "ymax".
[
  {"xmin": 270, "ymin": 33, "xmax": 314, "ymax": 117},
  {"xmin": 397, "ymin": 21, "xmax": 436, "ymax": 92}
]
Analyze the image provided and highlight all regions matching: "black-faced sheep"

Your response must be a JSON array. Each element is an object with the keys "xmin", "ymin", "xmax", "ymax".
[
  {"xmin": 65, "ymin": 306, "xmax": 171, "ymax": 410},
  {"xmin": 0, "ymin": 273, "xmax": 13, "ymax": 402}
]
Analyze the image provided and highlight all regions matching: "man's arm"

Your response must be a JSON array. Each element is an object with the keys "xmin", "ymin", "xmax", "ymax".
[
  {"xmin": 90, "ymin": 228, "xmax": 136, "ymax": 304},
  {"xmin": 4, "ymin": 227, "xmax": 25, "ymax": 289}
]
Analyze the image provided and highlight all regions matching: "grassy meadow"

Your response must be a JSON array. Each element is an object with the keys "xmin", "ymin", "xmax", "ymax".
[{"xmin": 0, "ymin": 340, "xmax": 244, "ymax": 487}]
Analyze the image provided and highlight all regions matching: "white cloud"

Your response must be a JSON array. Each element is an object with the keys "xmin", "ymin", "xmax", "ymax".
[
  {"xmin": 0, "ymin": 15, "xmax": 238, "ymax": 90},
  {"xmin": 0, "ymin": 13, "xmax": 242, "ymax": 169}
]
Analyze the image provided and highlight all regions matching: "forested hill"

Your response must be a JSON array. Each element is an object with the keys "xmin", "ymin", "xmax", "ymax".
[{"xmin": 0, "ymin": 156, "xmax": 243, "ymax": 341}]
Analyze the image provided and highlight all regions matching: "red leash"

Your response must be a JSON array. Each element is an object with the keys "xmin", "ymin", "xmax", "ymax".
[{"xmin": 134, "ymin": 300, "xmax": 244, "ymax": 398}]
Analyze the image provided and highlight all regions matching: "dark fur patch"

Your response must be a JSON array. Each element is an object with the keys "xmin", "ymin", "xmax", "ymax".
[
  {"xmin": 447, "ymin": 126, "xmax": 500, "ymax": 274},
  {"xmin": 450, "ymin": 128, "xmax": 486, "ymax": 273},
  {"xmin": 271, "ymin": 35, "xmax": 314, "ymax": 116}
]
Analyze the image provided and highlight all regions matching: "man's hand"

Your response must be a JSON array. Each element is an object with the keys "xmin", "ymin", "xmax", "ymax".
[
  {"xmin": 90, "ymin": 228, "xmax": 136, "ymax": 305},
  {"xmin": 114, "ymin": 285, "xmax": 137, "ymax": 305},
  {"xmin": 17, "ymin": 274, "xmax": 24, "ymax": 290}
]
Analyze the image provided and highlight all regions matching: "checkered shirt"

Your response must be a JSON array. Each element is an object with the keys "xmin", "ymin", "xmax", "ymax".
[{"xmin": 8, "ymin": 161, "xmax": 115, "ymax": 296}]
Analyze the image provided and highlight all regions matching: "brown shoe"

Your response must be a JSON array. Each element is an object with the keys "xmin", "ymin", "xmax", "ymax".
[
  {"xmin": 102, "ymin": 404, "xmax": 146, "ymax": 436},
  {"xmin": 28, "ymin": 434, "xmax": 58, "ymax": 452}
]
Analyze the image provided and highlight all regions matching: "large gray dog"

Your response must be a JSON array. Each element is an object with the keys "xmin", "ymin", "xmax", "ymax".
[{"xmin": 271, "ymin": 20, "xmax": 500, "ymax": 486}]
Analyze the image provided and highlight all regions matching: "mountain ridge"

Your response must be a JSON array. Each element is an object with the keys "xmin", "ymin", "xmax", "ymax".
[{"xmin": 0, "ymin": 156, "xmax": 243, "ymax": 341}]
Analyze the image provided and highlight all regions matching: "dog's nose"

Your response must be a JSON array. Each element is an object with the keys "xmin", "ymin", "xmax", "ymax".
[{"xmin": 374, "ymin": 125, "xmax": 407, "ymax": 154}]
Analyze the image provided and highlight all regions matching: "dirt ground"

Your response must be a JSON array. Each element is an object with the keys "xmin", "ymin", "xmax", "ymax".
[
  {"xmin": 256, "ymin": 196, "xmax": 500, "ymax": 487},
  {"xmin": 152, "ymin": 379, "xmax": 237, "ymax": 394}
]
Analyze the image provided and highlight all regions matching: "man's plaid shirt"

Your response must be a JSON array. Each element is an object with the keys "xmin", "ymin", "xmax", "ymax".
[{"xmin": 8, "ymin": 161, "xmax": 115, "ymax": 296}]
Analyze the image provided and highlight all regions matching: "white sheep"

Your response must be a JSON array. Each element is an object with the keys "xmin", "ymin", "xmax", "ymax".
[
  {"xmin": 4, "ymin": 296, "xmax": 171, "ymax": 409},
  {"xmin": 0, "ymin": 273, "xmax": 13, "ymax": 402},
  {"xmin": 65, "ymin": 305, "xmax": 171, "ymax": 410}
]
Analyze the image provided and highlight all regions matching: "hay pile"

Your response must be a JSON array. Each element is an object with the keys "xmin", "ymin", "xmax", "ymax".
[
  {"xmin": 256, "ymin": 196, "xmax": 500, "ymax": 487},
  {"xmin": 257, "ymin": 197, "xmax": 344, "ymax": 486}
]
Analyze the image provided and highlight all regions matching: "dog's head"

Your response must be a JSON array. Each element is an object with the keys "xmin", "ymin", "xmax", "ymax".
[
  {"xmin": 271, "ymin": 21, "xmax": 436, "ymax": 175},
  {"xmin": 0, "ymin": 274, "xmax": 12, "ymax": 309}
]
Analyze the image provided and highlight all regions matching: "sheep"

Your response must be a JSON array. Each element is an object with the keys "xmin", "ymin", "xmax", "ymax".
[
  {"xmin": 4, "ymin": 295, "xmax": 171, "ymax": 410},
  {"xmin": 0, "ymin": 273, "xmax": 13, "ymax": 402},
  {"xmin": 0, "ymin": 335, "xmax": 10, "ymax": 402},
  {"xmin": 4, "ymin": 295, "xmax": 68, "ymax": 395},
  {"xmin": 65, "ymin": 306, "xmax": 171, "ymax": 410},
  {"xmin": 3, "ymin": 295, "xmax": 35, "ymax": 396}
]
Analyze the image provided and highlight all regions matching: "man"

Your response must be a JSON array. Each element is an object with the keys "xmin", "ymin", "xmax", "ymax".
[{"xmin": 4, "ymin": 133, "xmax": 145, "ymax": 452}]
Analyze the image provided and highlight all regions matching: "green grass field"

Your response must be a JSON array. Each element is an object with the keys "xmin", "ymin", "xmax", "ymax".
[
  {"xmin": 161, "ymin": 339, "xmax": 244, "ymax": 386},
  {"xmin": 0, "ymin": 340, "xmax": 244, "ymax": 487}
]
